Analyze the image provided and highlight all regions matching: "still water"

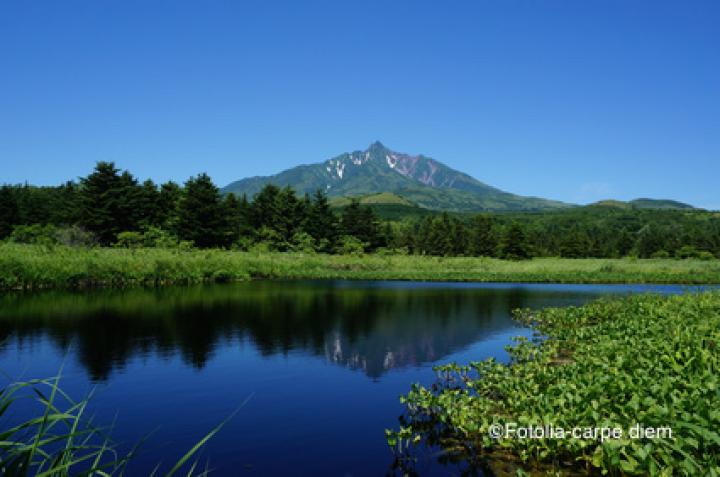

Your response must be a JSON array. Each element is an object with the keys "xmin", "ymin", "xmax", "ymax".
[{"xmin": 0, "ymin": 281, "xmax": 700, "ymax": 476}]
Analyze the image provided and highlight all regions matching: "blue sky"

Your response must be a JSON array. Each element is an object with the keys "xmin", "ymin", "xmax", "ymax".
[{"xmin": 1, "ymin": 0, "xmax": 718, "ymax": 208}]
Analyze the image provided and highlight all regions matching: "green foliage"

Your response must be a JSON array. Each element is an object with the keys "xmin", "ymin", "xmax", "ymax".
[
  {"xmin": 0, "ymin": 185, "xmax": 19, "ymax": 238},
  {"xmin": 468, "ymin": 215, "xmax": 498, "ymax": 257},
  {"xmin": 500, "ymin": 223, "xmax": 530, "ymax": 260},
  {"xmin": 115, "ymin": 231, "xmax": 144, "ymax": 248},
  {"xmin": 54, "ymin": 225, "xmax": 96, "ymax": 247},
  {"xmin": 336, "ymin": 235, "xmax": 366, "ymax": 255},
  {"xmin": 79, "ymin": 162, "xmax": 144, "ymax": 245},
  {"xmin": 3, "ymin": 158, "xmax": 719, "ymax": 260},
  {"xmin": 340, "ymin": 199, "xmax": 384, "ymax": 251},
  {"xmin": 305, "ymin": 190, "xmax": 338, "ymax": 252},
  {"xmin": 9, "ymin": 224, "xmax": 58, "ymax": 245},
  {"xmin": 290, "ymin": 231, "xmax": 317, "ymax": 253},
  {"xmin": 388, "ymin": 292, "xmax": 720, "ymax": 475},
  {"xmin": 175, "ymin": 173, "xmax": 231, "ymax": 248},
  {"xmin": 2, "ymin": 244, "xmax": 720, "ymax": 291}
]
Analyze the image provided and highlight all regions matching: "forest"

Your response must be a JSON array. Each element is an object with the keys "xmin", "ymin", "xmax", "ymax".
[{"xmin": 1, "ymin": 162, "xmax": 719, "ymax": 260}]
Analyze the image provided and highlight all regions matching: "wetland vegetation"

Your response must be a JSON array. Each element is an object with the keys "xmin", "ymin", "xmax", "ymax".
[{"xmin": 387, "ymin": 291, "xmax": 720, "ymax": 476}]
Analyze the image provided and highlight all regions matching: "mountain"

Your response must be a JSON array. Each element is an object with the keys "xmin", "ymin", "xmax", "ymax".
[
  {"xmin": 223, "ymin": 141, "xmax": 570, "ymax": 212},
  {"xmin": 592, "ymin": 198, "xmax": 696, "ymax": 210}
]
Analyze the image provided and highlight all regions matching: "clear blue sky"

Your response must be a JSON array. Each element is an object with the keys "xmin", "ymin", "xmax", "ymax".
[{"xmin": 1, "ymin": 1, "xmax": 718, "ymax": 208}]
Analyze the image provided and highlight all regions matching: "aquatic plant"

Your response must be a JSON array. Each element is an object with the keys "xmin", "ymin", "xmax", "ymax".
[{"xmin": 387, "ymin": 292, "xmax": 720, "ymax": 475}]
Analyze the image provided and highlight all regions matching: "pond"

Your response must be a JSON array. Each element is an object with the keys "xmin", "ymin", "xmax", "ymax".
[{"xmin": 0, "ymin": 281, "xmax": 703, "ymax": 476}]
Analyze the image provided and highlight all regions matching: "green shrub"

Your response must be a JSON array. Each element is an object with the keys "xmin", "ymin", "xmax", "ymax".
[
  {"xmin": 336, "ymin": 235, "xmax": 366, "ymax": 256},
  {"xmin": 9, "ymin": 224, "xmax": 58, "ymax": 245},
  {"xmin": 676, "ymin": 245, "xmax": 701, "ymax": 259}
]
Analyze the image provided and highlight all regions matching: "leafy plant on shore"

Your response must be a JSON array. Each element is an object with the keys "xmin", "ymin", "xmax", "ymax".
[{"xmin": 387, "ymin": 292, "xmax": 720, "ymax": 475}]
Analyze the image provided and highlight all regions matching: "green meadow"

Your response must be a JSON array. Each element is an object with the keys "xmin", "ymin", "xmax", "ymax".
[{"xmin": 1, "ymin": 243, "xmax": 719, "ymax": 291}]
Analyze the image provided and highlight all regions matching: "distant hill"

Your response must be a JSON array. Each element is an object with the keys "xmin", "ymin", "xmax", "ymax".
[
  {"xmin": 593, "ymin": 198, "xmax": 696, "ymax": 210},
  {"xmin": 223, "ymin": 142, "xmax": 571, "ymax": 212},
  {"xmin": 328, "ymin": 192, "xmax": 415, "ymax": 208}
]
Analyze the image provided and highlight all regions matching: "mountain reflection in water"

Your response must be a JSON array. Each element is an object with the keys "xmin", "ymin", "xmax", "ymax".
[{"xmin": 0, "ymin": 281, "xmax": 541, "ymax": 380}]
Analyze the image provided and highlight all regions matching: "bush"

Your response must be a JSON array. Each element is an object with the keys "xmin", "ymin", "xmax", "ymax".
[
  {"xmin": 336, "ymin": 235, "xmax": 366, "ymax": 255},
  {"xmin": 115, "ymin": 231, "xmax": 144, "ymax": 248},
  {"xmin": 676, "ymin": 245, "xmax": 701, "ymax": 259},
  {"xmin": 697, "ymin": 251, "xmax": 716, "ymax": 261},
  {"xmin": 55, "ymin": 225, "xmax": 96, "ymax": 247},
  {"xmin": 290, "ymin": 231, "xmax": 317, "ymax": 254},
  {"xmin": 9, "ymin": 224, "xmax": 58, "ymax": 245}
]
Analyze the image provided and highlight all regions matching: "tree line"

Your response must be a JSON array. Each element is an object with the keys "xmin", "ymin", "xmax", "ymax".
[{"xmin": 1, "ymin": 162, "xmax": 719, "ymax": 259}]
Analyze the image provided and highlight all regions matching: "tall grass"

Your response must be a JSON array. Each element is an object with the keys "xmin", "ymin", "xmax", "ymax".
[
  {"xmin": 1, "ymin": 243, "xmax": 719, "ymax": 291},
  {"xmin": 0, "ymin": 372, "xmax": 241, "ymax": 476}
]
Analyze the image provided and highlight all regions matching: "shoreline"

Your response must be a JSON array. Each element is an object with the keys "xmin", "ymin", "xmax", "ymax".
[{"xmin": 2, "ymin": 244, "xmax": 720, "ymax": 291}]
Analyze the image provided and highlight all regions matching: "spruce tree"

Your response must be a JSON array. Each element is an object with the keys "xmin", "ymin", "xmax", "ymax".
[
  {"xmin": 0, "ymin": 185, "xmax": 19, "ymax": 238},
  {"xmin": 340, "ymin": 199, "xmax": 383, "ymax": 251},
  {"xmin": 157, "ymin": 181, "xmax": 181, "ymax": 227},
  {"xmin": 306, "ymin": 189, "xmax": 338, "ymax": 252},
  {"xmin": 500, "ymin": 223, "xmax": 530, "ymax": 260},
  {"xmin": 176, "ymin": 173, "xmax": 229, "ymax": 248},
  {"xmin": 469, "ymin": 215, "xmax": 498, "ymax": 257},
  {"xmin": 79, "ymin": 162, "xmax": 142, "ymax": 245}
]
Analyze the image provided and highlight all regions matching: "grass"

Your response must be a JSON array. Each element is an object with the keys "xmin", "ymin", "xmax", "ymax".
[
  {"xmin": 1, "ymin": 243, "xmax": 719, "ymax": 290},
  {"xmin": 387, "ymin": 291, "xmax": 720, "ymax": 476},
  {"xmin": 0, "ymin": 372, "xmax": 242, "ymax": 476}
]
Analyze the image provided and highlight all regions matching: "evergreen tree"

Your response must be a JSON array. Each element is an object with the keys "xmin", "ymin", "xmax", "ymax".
[
  {"xmin": 276, "ymin": 187, "xmax": 304, "ymax": 245},
  {"xmin": 137, "ymin": 179, "xmax": 161, "ymax": 228},
  {"xmin": 560, "ymin": 227, "xmax": 591, "ymax": 258},
  {"xmin": 469, "ymin": 215, "xmax": 497, "ymax": 257},
  {"xmin": 251, "ymin": 184, "xmax": 282, "ymax": 232},
  {"xmin": 79, "ymin": 162, "xmax": 142, "ymax": 245},
  {"xmin": 157, "ymin": 181, "xmax": 181, "ymax": 227},
  {"xmin": 305, "ymin": 189, "xmax": 338, "ymax": 252},
  {"xmin": 500, "ymin": 223, "xmax": 530, "ymax": 260},
  {"xmin": 52, "ymin": 181, "xmax": 82, "ymax": 226},
  {"xmin": 426, "ymin": 214, "xmax": 454, "ymax": 256},
  {"xmin": 615, "ymin": 228, "xmax": 635, "ymax": 257},
  {"xmin": 340, "ymin": 199, "xmax": 383, "ymax": 251},
  {"xmin": 175, "ymin": 173, "xmax": 230, "ymax": 248},
  {"xmin": 223, "ymin": 192, "xmax": 253, "ymax": 244},
  {"xmin": 0, "ymin": 185, "xmax": 19, "ymax": 238}
]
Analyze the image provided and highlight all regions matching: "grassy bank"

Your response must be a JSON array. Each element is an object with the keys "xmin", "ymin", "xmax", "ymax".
[
  {"xmin": 387, "ymin": 292, "xmax": 720, "ymax": 475},
  {"xmin": 1, "ymin": 243, "xmax": 719, "ymax": 290}
]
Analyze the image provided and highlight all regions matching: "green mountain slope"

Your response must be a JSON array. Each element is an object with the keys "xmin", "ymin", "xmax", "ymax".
[
  {"xmin": 592, "ymin": 198, "xmax": 696, "ymax": 210},
  {"xmin": 222, "ymin": 142, "xmax": 571, "ymax": 212}
]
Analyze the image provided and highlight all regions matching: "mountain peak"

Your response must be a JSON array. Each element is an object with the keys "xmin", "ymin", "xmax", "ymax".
[
  {"xmin": 367, "ymin": 140, "xmax": 388, "ymax": 152},
  {"xmin": 222, "ymin": 143, "xmax": 572, "ymax": 212}
]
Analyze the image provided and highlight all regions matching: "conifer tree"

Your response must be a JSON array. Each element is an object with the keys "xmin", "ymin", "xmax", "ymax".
[
  {"xmin": 469, "ymin": 215, "xmax": 498, "ymax": 257},
  {"xmin": 306, "ymin": 189, "xmax": 338, "ymax": 252},
  {"xmin": 0, "ymin": 185, "xmax": 19, "ymax": 238},
  {"xmin": 175, "ymin": 173, "xmax": 230, "ymax": 248},
  {"xmin": 79, "ymin": 162, "xmax": 142, "ymax": 244},
  {"xmin": 500, "ymin": 223, "xmax": 530, "ymax": 260},
  {"xmin": 157, "ymin": 181, "xmax": 181, "ymax": 227}
]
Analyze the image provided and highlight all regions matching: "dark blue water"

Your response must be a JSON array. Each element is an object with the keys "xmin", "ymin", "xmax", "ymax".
[{"xmin": 0, "ymin": 281, "xmax": 704, "ymax": 476}]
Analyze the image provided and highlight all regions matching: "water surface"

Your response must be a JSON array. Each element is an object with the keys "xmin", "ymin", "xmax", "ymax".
[{"xmin": 0, "ymin": 281, "xmax": 701, "ymax": 475}]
